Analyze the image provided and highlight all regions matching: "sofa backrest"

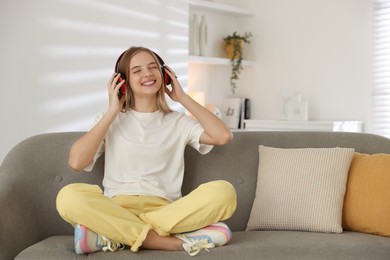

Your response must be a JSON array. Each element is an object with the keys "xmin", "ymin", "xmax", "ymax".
[
  {"xmin": 182, "ymin": 131, "xmax": 390, "ymax": 231},
  {"xmin": 2, "ymin": 131, "xmax": 390, "ymax": 259}
]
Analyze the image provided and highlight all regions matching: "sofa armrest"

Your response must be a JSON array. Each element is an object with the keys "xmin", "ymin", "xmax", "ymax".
[
  {"xmin": 0, "ymin": 133, "xmax": 86, "ymax": 259},
  {"xmin": 0, "ymin": 132, "xmax": 99, "ymax": 259},
  {"xmin": 0, "ymin": 151, "xmax": 46, "ymax": 259}
]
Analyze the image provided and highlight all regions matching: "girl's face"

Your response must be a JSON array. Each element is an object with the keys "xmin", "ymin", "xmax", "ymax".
[{"xmin": 128, "ymin": 51, "xmax": 162, "ymax": 97}]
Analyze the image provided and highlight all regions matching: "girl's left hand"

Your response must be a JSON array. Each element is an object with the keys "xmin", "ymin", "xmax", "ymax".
[{"xmin": 163, "ymin": 66, "xmax": 186, "ymax": 102}]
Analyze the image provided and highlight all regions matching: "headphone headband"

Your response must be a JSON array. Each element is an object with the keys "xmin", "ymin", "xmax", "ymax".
[{"xmin": 115, "ymin": 49, "xmax": 170, "ymax": 86}]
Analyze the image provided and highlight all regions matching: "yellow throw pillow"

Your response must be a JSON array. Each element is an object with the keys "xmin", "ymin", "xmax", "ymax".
[{"xmin": 342, "ymin": 152, "xmax": 390, "ymax": 237}]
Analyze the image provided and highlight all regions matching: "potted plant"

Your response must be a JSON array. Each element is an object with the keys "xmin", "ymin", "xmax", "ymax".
[{"xmin": 223, "ymin": 31, "xmax": 253, "ymax": 93}]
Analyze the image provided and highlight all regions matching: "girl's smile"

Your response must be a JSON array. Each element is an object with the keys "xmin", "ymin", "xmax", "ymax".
[{"xmin": 141, "ymin": 79, "xmax": 157, "ymax": 87}]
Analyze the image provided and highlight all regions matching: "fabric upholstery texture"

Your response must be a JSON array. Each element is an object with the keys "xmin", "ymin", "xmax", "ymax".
[
  {"xmin": 15, "ymin": 232, "xmax": 390, "ymax": 260},
  {"xmin": 246, "ymin": 146, "xmax": 355, "ymax": 233},
  {"xmin": 2, "ymin": 131, "xmax": 390, "ymax": 260},
  {"xmin": 343, "ymin": 152, "xmax": 390, "ymax": 237}
]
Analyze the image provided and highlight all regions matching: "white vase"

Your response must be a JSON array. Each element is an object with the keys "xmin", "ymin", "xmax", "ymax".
[
  {"xmin": 287, "ymin": 94, "xmax": 309, "ymax": 121},
  {"xmin": 189, "ymin": 14, "xmax": 200, "ymax": 56},
  {"xmin": 199, "ymin": 15, "xmax": 208, "ymax": 56}
]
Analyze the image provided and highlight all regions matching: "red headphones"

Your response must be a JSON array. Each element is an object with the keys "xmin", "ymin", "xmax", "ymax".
[{"xmin": 115, "ymin": 50, "xmax": 171, "ymax": 99}]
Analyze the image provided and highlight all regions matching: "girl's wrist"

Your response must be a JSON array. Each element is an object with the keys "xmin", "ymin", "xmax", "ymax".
[
  {"xmin": 106, "ymin": 107, "xmax": 120, "ymax": 118},
  {"xmin": 178, "ymin": 93, "xmax": 190, "ymax": 104}
]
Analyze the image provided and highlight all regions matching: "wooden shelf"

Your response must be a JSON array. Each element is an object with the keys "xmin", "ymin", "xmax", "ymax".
[
  {"xmin": 189, "ymin": 55, "xmax": 255, "ymax": 66},
  {"xmin": 189, "ymin": 0, "xmax": 254, "ymax": 16}
]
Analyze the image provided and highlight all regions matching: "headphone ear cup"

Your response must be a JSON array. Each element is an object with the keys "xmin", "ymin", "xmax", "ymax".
[
  {"xmin": 117, "ymin": 74, "xmax": 126, "ymax": 99},
  {"xmin": 153, "ymin": 51, "xmax": 171, "ymax": 86},
  {"xmin": 163, "ymin": 68, "xmax": 171, "ymax": 86},
  {"xmin": 115, "ymin": 50, "xmax": 127, "ymax": 98}
]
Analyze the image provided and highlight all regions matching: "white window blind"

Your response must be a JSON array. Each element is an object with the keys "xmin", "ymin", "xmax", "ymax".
[{"xmin": 372, "ymin": 0, "xmax": 390, "ymax": 137}]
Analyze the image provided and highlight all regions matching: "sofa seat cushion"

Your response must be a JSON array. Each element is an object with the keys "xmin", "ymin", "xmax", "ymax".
[{"xmin": 16, "ymin": 231, "xmax": 390, "ymax": 260}]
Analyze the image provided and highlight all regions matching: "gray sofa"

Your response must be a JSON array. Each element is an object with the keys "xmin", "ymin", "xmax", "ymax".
[{"xmin": 1, "ymin": 131, "xmax": 390, "ymax": 260}]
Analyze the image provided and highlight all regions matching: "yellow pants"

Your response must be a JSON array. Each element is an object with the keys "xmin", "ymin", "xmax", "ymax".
[{"xmin": 56, "ymin": 180, "xmax": 237, "ymax": 252}]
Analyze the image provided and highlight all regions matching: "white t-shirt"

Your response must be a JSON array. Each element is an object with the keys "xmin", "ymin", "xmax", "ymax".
[{"xmin": 85, "ymin": 110, "xmax": 213, "ymax": 201}]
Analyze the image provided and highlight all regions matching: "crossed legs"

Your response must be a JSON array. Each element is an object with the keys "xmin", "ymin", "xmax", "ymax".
[{"xmin": 56, "ymin": 180, "xmax": 237, "ymax": 252}]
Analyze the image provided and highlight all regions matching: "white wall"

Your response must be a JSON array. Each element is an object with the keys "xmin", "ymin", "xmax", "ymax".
[
  {"xmin": 243, "ymin": 0, "xmax": 373, "ymax": 123},
  {"xmin": 190, "ymin": 0, "xmax": 373, "ymax": 126},
  {"xmin": 0, "ymin": 0, "xmax": 189, "ymax": 163},
  {"xmin": 0, "ymin": 0, "xmax": 374, "ymax": 163}
]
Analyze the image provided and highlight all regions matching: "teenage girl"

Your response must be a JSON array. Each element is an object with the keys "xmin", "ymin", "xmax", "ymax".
[{"xmin": 56, "ymin": 46, "xmax": 237, "ymax": 256}]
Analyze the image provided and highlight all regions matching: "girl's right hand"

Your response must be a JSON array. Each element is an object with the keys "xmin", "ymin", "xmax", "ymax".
[
  {"xmin": 69, "ymin": 74, "xmax": 126, "ymax": 171},
  {"xmin": 108, "ymin": 73, "xmax": 126, "ymax": 113}
]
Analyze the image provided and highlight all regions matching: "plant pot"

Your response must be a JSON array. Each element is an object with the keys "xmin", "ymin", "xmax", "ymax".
[{"xmin": 224, "ymin": 39, "xmax": 243, "ymax": 59}]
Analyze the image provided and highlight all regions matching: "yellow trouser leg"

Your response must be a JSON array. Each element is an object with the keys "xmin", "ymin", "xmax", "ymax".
[
  {"xmin": 140, "ymin": 180, "xmax": 237, "ymax": 235},
  {"xmin": 56, "ymin": 180, "xmax": 237, "ymax": 252},
  {"xmin": 56, "ymin": 183, "xmax": 154, "ymax": 252}
]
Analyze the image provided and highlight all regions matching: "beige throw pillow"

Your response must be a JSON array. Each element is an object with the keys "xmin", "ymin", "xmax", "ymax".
[{"xmin": 246, "ymin": 145, "xmax": 354, "ymax": 233}]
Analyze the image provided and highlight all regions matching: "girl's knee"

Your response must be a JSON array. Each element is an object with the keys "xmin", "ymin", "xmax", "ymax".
[
  {"xmin": 208, "ymin": 180, "xmax": 236, "ymax": 197},
  {"xmin": 57, "ymin": 183, "xmax": 89, "ymax": 204},
  {"xmin": 56, "ymin": 183, "xmax": 101, "ymax": 216},
  {"xmin": 203, "ymin": 180, "xmax": 237, "ymax": 207},
  {"xmin": 204, "ymin": 180, "xmax": 237, "ymax": 219}
]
